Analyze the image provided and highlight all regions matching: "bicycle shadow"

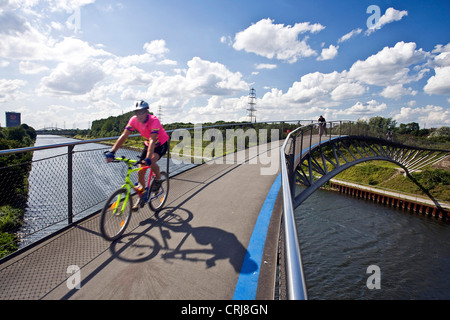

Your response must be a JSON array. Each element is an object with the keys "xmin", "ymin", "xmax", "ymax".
[{"xmin": 110, "ymin": 206, "xmax": 257, "ymax": 274}]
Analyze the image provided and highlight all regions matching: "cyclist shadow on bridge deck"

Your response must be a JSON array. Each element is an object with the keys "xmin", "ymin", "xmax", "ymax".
[
  {"xmin": 111, "ymin": 206, "xmax": 257, "ymax": 274},
  {"xmin": 62, "ymin": 206, "xmax": 257, "ymax": 299}
]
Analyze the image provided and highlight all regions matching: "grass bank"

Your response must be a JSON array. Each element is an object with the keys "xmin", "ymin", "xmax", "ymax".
[{"xmin": 333, "ymin": 161, "xmax": 450, "ymax": 202}]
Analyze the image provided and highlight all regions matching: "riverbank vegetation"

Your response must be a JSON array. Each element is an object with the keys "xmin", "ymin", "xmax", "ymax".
[
  {"xmin": 334, "ymin": 161, "xmax": 450, "ymax": 202},
  {"xmin": 76, "ymin": 115, "xmax": 296, "ymax": 160},
  {"xmin": 78, "ymin": 113, "xmax": 449, "ymax": 201},
  {"xmin": 0, "ymin": 124, "xmax": 36, "ymax": 258}
]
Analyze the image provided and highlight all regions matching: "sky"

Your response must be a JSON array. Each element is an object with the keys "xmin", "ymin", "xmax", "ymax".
[{"xmin": 0, "ymin": 0, "xmax": 449, "ymax": 130}]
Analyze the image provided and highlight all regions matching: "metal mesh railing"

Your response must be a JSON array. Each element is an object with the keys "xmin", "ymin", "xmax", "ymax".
[
  {"xmin": 0, "ymin": 120, "xmax": 299, "ymax": 259},
  {"xmin": 16, "ymin": 147, "xmax": 141, "ymax": 247},
  {"xmin": 0, "ymin": 137, "xmax": 197, "ymax": 257}
]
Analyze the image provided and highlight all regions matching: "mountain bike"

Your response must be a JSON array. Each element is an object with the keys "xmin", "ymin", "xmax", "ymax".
[{"xmin": 100, "ymin": 156, "xmax": 169, "ymax": 241}]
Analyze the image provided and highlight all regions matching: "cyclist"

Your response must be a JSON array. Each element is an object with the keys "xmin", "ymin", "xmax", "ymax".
[{"xmin": 105, "ymin": 100, "xmax": 169, "ymax": 208}]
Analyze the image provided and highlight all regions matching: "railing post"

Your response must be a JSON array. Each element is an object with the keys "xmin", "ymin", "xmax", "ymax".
[
  {"xmin": 67, "ymin": 145, "xmax": 74, "ymax": 224},
  {"xmin": 329, "ymin": 121, "xmax": 332, "ymax": 140},
  {"xmin": 289, "ymin": 135, "xmax": 296, "ymax": 197},
  {"xmin": 167, "ymin": 137, "xmax": 171, "ymax": 174}
]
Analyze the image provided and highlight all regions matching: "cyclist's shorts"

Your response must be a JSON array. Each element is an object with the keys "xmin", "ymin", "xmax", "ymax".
[{"xmin": 139, "ymin": 141, "xmax": 169, "ymax": 162}]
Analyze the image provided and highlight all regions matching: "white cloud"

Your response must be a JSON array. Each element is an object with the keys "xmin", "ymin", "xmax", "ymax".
[
  {"xmin": 232, "ymin": 18, "xmax": 325, "ymax": 63},
  {"xmin": 39, "ymin": 59, "xmax": 105, "ymax": 95},
  {"xmin": 185, "ymin": 57, "xmax": 248, "ymax": 95},
  {"xmin": 349, "ymin": 41, "xmax": 428, "ymax": 86},
  {"xmin": 317, "ymin": 44, "xmax": 339, "ymax": 61},
  {"xmin": 46, "ymin": 0, "xmax": 97, "ymax": 13},
  {"xmin": 19, "ymin": 61, "xmax": 49, "ymax": 74},
  {"xmin": 0, "ymin": 11, "xmax": 30, "ymax": 35},
  {"xmin": 0, "ymin": 21, "xmax": 111, "ymax": 62},
  {"xmin": 393, "ymin": 105, "xmax": 450, "ymax": 127},
  {"xmin": 433, "ymin": 43, "xmax": 450, "ymax": 54},
  {"xmin": 285, "ymin": 72, "xmax": 337, "ymax": 103},
  {"xmin": 434, "ymin": 51, "xmax": 450, "ymax": 67},
  {"xmin": 283, "ymin": 71, "xmax": 368, "ymax": 104},
  {"xmin": 255, "ymin": 63, "xmax": 277, "ymax": 70},
  {"xmin": 143, "ymin": 39, "xmax": 169, "ymax": 56},
  {"xmin": 380, "ymin": 84, "xmax": 417, "ymax": 99},
  {"xmin": 336, "ymin": 100, "xmax": 387, "ymax": 116},
  {"xmin": 254, "ymin": 70, "xmax": 367, "ymax": 117},
  {"xmin": 424, "ymin": 66, "xmax": 450, "ymax": 95},
  {"xmin": 182, "ymin": 95, "xmax": 248, "ymax": 123},
  {"xmin": 0, "ymin": 78, "xmax": 27, "ymax": 103},
  {"xmin": 366, "ymin": 7, "xmax": 408, "ymax": 35},
  {"xmin": 423, "ymin": 43, "xmax": 450, "ymax": 95},
  {"xmin": 51, "ymin": 37, "xmax": 112, "ymax": 62},
  {"xmin": 331, "ymin": 82, "xmax": 366, "ymax": 101},
  {"xmin": 157, "ymin": 59, "xmax": 177, "ymax": 66},
  {"xmin": 338, "ymin": 28, "xmax": 362, "ymax": 43},
  {"xmin": 220, "ymin": 35, "xmax": 232, "ymax": 46},
  {"xmin": 0, "ymin": 20, "xmax": 52, "ymax": 61},
  {"xmin": 146, "ymin": 57, "xmax": 248, "ymax": 100}
]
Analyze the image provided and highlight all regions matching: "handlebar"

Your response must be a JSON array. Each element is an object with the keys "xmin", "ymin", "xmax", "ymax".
[
  {"xmin": 104, "ymin": 152, "xmax": 151, "ymax": 169},
  {"xmin": 104, "ymin": 151, "xmax": 139, "ymax": 166},
  {"xmin": 114, "ymin": 156, "xmax": 140, "ymax": 166}
]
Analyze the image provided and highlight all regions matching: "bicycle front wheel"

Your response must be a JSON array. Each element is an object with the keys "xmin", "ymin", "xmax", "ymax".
[
  {"xmin": 100, "ymin": 188, "xmax": 132, "ymax": 241},
  {"xmin": 149, "ymin": 171, "xmax": 169, "ymax": 212}
]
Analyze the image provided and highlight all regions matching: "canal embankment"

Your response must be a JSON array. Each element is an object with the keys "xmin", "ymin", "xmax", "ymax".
[{"xmin": 328, "ymin": 179, "xmax": 449, "ymax": 220}]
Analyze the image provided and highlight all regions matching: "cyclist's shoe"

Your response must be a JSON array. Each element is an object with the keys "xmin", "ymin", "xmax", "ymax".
[
  {"xmin": 133, "ymin": 190, "xmax": 149, "ymax": 211},
  {"xmin": 151, "ymin": 179, "xmax": 163, "ymax": 192},
  {"xmin": 132, "ymin": 198, "xmax": 140, "ymax": 211}
]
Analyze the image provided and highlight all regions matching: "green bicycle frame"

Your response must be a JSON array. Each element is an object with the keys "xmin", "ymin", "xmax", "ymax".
[{"xmin": 111, "ymin": 157, "xmax": 150, "ymax": 215}]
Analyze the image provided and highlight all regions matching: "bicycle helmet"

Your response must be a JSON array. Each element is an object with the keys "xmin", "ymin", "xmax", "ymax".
[{"xmin": 135, "ymin": 100, "xmax": 149, "ymax": 110}]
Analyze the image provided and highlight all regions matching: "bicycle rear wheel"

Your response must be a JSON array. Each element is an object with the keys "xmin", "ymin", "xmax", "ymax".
[
  {"xmin": 148, "ymin": 171, "xmax": 169, "ymax": 212},
  {"xmin": 100, "ymin": 188, "xmax": 132, "ymax": 241}
]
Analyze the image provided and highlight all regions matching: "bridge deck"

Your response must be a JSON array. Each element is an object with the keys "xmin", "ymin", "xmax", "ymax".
[{"xmin": 0, "ymin": 142, "xmax": 284, "ymax": 300}]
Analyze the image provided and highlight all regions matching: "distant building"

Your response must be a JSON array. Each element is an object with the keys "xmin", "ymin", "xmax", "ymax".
[{"xmin": 6, "ymin": 112, "xmax": 21, "ymax": 127}]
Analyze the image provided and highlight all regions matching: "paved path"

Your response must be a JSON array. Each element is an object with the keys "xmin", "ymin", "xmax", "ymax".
[{"xmin": 0, "ymin": 141, "xmax": 284, "ymax": 300}]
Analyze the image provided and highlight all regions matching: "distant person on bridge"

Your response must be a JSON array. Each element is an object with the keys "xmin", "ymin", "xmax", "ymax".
[
  {"xmin": 386, "ymin": 130, "xmax": 393, "ymax": 141},
  {"xmin": 318, "ymin": 115, "xmax": 327, "ymax": 137},
  {"xmin": 104, "ymin": 100, "xmax": 169, "ymax": 209}
]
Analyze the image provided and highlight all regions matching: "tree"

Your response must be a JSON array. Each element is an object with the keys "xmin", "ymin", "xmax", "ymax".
[
  {"xmin": 6, "ymin": 126, "xmax": 27, "ymax": 142},
  {"xmin": 398, "ymin": 122, "xmax": 420, "ymax": 135},
  {"xmin": 429, "ymin": 127, "xmax": 450, "ymax": 138},
  {"xmin": 368, "ymin": 116, "xmax": 397, "ymax": 131}
]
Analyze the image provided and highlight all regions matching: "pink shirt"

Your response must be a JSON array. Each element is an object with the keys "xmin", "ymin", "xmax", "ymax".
[{"xmin": 125, "ymin": 115, "xmax": 169, "ymax": 147}]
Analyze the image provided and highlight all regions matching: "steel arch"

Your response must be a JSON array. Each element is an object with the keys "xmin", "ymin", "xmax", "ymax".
[{"xmin": 291, "ymin": 135, "xmax": 449, "ymax": 209}]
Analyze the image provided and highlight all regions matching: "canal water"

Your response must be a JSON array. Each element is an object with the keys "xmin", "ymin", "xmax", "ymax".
[
  {"xmin": 295, "ymin": 186, "xmax": 450, "ymax": 300},
  {"xmin": 23, "ymin": 135, "xmax": 449, "ymax": 299}
]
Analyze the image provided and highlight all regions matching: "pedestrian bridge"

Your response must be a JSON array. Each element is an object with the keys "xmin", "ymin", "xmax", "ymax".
[{"xmin": 0, "ymin": 120, "xmax": 448, "ymax": 300}]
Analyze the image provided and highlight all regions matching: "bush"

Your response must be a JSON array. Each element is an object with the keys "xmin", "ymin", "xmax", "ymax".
[
  {"xmin": 0, "ymin": 232, "xmax": 18, "ymax": 259},
  {"xmin": 0, "ymin": 205, "xmax": 24, "ymax": 232},
  {"xmin": 412, "ymin": 168, "xmax": 450, "ymax": 190},
  {"xmin": 0, "ymin": 205, "xmax": 23, "ymax": 259}
]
